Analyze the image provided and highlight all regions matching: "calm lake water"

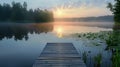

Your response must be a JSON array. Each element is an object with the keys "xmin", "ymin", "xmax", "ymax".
[{"xmin": 0, "ymin": 21, "xmax": 114, "ymax": 67}]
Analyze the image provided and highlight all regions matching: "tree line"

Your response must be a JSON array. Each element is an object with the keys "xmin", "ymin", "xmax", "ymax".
[{"xmin": 0, "ymin": 2, "xmax": 54, "ymax": 22}]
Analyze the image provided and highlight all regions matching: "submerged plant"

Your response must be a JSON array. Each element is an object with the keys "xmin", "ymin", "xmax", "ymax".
[
  {"xmin": 94, "ymin": 53, "xmax": 102, "ymax": 67},
  {"xmin": 92, "ymin": 42, "xmax": 101, "ymax": 46},
  {"xmin": 82, "ymin": 52, "xmax": 87, "ymax": 64}
]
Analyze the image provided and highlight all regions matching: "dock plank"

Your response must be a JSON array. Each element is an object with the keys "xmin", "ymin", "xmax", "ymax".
[{"xmin": 33, "ymin": 43, "xmax": 86, "ymax": 67}]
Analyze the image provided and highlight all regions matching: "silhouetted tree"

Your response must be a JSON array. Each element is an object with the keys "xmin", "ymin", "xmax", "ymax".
[
  {"xmin": 107, "ymin": 1, "xmax": 120, "ymax": 67},
  {"xmin": 0, "ymin": 3, "xmax": 12, "ymax": 21},
  {"xmin": 107, "ymin": 0, "xmax": 120, "ymax": 22},
  {"xmin": 11, "ymin": 2, "xmax": 25, "ymax": 21},
  {"xmin": 0, "ymin": 2, "xmax": 54, "ymax": 22}
]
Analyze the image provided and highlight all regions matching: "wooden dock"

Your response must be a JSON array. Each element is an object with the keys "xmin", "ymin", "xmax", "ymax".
[{"xmin": 33, "ymin": 43, "xmax": 86, "ymax": 67}]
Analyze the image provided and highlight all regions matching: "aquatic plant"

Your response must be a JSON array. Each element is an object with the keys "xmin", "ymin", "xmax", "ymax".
[
  {"xmin": 92, "ymin": 42, "xmax": 101, "ymax": 46},
  {"xmin": 106, "ymin": 30, "xmax": 120, "ymax": 67},
  {"xmin": 78, "ymin": 35, "xmax": 81, "ymax": 38},
  {"xmin": 106, "ymin": 31, "xmax": 120, "ymax": 48},
  {"xmin": 94, "ymin": 53, "xmax": 102, "ymax": 67},
  {"xmin": 77, "ymin": 31, "xmax": 112, "ymax": 41},
  {"xmin": 112, "ymin": 49, "xmax": 120, "ymax": 67},
  {"xmin": 82, "ymin": 52, "xmax": 87, "ymax": 64}
]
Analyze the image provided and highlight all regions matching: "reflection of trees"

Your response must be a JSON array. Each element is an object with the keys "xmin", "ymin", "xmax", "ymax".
[{"xmin": 0, "ymin": 23, "xmax": 53, "ymax": 41}]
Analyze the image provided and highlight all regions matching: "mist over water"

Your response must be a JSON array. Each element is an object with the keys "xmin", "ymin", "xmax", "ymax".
[{"xmin": 0, "ymin": 21, "xmax": 114, "ymax": 67}]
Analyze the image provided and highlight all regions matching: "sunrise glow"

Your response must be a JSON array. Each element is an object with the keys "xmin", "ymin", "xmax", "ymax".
[
  {"xmin": 57, "ymin": 10, "xmax": 63, "ymax": 16},
  {"xmin": 53, "ymin": 6, "xmax": 112, "ymax": 18},
  {"xmin": 54, "ymin": 8, "xmax": 65, "ymax": 18}
]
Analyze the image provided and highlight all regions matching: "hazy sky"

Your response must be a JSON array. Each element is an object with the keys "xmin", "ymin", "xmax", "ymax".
[{"xmin": 0, "ymin": 0, "xmax": 114, "ymax": 18}]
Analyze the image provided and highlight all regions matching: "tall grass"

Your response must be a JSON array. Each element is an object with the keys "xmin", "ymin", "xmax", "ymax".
[
  {"xmin": 82, "ymin": 52, "xmax": 87, "ymax": 64},
  {"xmin": 94, "ymin": 53, "xmax": 102, "ymax": 67},
  {"xmin": 112, "ymin": 49, "xmax": 120, "ymax": 67}
]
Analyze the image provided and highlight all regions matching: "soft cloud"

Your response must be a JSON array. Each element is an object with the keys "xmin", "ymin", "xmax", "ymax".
[
  {"xmin": 0, "ymin": 0, "xmax": 113, "ymax": 17},
  {"xmin": 0, "ymin": 0, "xmax": 114, "ymax": 9},
  {"xmin": 54, "ymin": 6, "xmax": 112, "ymax": 18}
]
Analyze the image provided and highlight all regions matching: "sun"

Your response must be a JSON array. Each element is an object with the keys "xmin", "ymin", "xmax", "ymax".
[
  {"xmin": 54, "ymin": 8, "xmax": 64, "ymax": 18},
  {"xmin": 57, "ymin": 9, "xmax": 63, "ymax": 16}
]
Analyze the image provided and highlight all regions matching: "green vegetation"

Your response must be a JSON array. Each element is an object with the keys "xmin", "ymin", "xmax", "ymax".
[
  {"xmin": 82, "ymin": 52, "xmax": 87, "ymax": 63},
  {"xmin": 76, "ymin": 31, "xmax": 120, "ymax": 67},
  {"xmin": 94, "ymin": 53, "xmax": 102, "ymax": 67},
  {"xmin": 106, "ymin": 31, "xmax": 120, "ymax": 47},
  {"xmin": 75, "ymin": 31, "xmax": 120, "ymax": 46},
  {"xmin": 0, "ymin": 2, "xmax": 54, "ymax": 22},
  {"xmin": 107, "ymin": 0, "xmax": 120, "ymax": 66},
  {"xmin": 92, "ymin": 42, "xmax": 101, "ymax": 46},
  {"xmin": 75, "ymin": 31, "xmax": 112, "ymax": 41},
  {"xmin": 112, "ymin": 49, "xmax": 120, "ymax": 67},
  {"xmin": 106, "ymin": 31, "xmax": 120, "ymax": 67},
  {"xmin": 72, "ymin": 31, "xmax": 112, "ymax": 47},
  {"xmin": 107, "ymin": 0, "xmax": 120, "ymax": 22}
]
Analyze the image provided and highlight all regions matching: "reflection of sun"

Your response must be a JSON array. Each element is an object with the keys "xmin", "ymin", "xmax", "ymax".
[
  {"xmin": 57, "ymin": 28, "xmax": 62, "ymax": 33},
  {"xmin": 54, "ymin": 26, "xmax": 63, "ymax": 38}
]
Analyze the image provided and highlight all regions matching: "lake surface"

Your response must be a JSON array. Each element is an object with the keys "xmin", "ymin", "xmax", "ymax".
[{"xmin": 0, "ymin": 21, "xmax": 114, "ymax": 67}]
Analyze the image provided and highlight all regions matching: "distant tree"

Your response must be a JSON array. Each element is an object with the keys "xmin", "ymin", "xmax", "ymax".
[
  {"xmin": 107, "ymin": 0, "xmax": 120, "ymax": 22},
  {"xmin": 0, "ymin": 1, "xmax": 54, "ymax": 22},
  {"xmin": 33, "ymin": 9, "xmax": 54, "ymax": 22},
  {"xmin": 0, "ymin": 4, "xmax": 2, "ymax": 20},
  {"xmin": 0, "ymin": 4, "xmax": 12, "ymax": 21},
  {"xmin": 23, "ymin": 2, "xmax": 27, "ymax": 9},
  {"xmin": 26, "ymin": 9, "xmax": 34, "ymax": 21},
  {"xmin": 11, "ymin": 2, "xmax": 25, "ymax": 21},
  {"xmin": 22, "ymin": 2, "xmax": 28, "ymax": 21}
]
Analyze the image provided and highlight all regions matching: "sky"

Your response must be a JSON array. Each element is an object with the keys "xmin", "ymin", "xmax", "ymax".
[{"xmin": 0, "ymin": 0, "xmax": 114, "ymax": 18}]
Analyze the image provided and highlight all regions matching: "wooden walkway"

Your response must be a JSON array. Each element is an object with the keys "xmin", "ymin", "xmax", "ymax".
[{"xmin": 33, "ymin": 43, "xmax": 86, "ymax": 67}]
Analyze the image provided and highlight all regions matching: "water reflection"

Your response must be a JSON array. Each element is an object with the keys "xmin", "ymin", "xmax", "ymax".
[
  {"xmin": 0, "ymin": 22, "xmax": 113, "ymax": 40},
  {"xmin": 0, "ymin": 22, "xmax": 115, "ymax": 67},
  {"xmin": 53, "ymin": 22, "xmax": 113, "ymax": 38},
  {"xmin": 53, "ymin": 26, "xmax": 63, "ymax": 38},
  {"xmin": 0, "ymin": 23, "xmax": 53, "ymax": 41}
]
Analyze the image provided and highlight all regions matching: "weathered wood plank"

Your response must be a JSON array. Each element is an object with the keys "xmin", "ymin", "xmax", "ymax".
[{"xmin": 33, "ymin": 43, "xmax": 86, "ymax": 67}]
